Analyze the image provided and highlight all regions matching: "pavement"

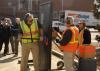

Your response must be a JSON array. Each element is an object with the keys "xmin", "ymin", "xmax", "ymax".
[
  {"xmin": 0, "ymin": 43, "xmax": 21, "ymax": 71},
  {"xmin": 0, "ymin": 43, "xmax": 63, "ymax": 71}
]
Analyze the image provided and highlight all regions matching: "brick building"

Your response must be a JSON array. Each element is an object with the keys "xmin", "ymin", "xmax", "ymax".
[
  {"xmin": 0, "ymin": 0, "xmax": 38, "ymax": 17},
  {"xmin": 0, "ymin": 0, "xmax": 94, "ymax": 17},
  {"xmin": 40, "ymin": 0, "xmax": 94, "ymax": 19}
]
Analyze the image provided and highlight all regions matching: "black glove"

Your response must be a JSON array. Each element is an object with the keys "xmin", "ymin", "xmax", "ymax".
[{"xmin": 56, "ymin": 39, "xmax": 60, "ymax": 43}]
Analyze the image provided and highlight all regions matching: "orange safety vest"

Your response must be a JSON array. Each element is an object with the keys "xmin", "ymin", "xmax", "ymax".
[
  {"xmin": 72, "ymin": 26, "xmax": 79, "ymax": 46},
  {"xmin": 79, "ymin": 45, "xmax": 96, "ymax": 58},
  {"xmin": 60, "ymin": 26, "xmax": 79, "ymax": 53},
  {"xmin": 78, "ymin": 29, "xmax": 96, "ymax": 58},
  {"xmin": 79, "ymin": 29, "xmax": 96, "ymax": 58}
]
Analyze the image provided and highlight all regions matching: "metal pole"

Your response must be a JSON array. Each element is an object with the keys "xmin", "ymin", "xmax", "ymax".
[
  {"xmin": 13, "ymin": 6, "xmax": 16, "ymax": 17},
  {"xmin": 28, "ymin": 0, "xmax": 32, "ymax": 11},
  {"xmin": 18, "ymin": 0, "xmax": 21, "ymax": 11},
  {"xmin": 61, "ymin": 0, "xmax": 64, "ymax": 12},
  {"xmin": 35, "ymin": 0, "xmax": 39, "ymax": 17}
]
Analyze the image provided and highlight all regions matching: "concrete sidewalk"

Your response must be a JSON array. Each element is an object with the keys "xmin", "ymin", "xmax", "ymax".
[{"xmin": 0, "ymin": 43, "xmax": 21, "ymax": 71}]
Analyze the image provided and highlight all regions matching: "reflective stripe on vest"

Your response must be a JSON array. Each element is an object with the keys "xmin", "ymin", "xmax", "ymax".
[
  {"xmin": 61, "ymin": 26, "xmax": 79, "ymax": 52},
  {"xmin": 79, "ymin": 45, "xmax": 96, "ymax": 58},
  {"xmin": 72, "ymin": 26, "xmax": 79, "ymax": 44},
  {"xmin": 62, "ymin": 27, "xmax": 78, "ymax": 44},
  {"xmin": 20, "ymin": 20, "xmax": 39, "ymax": 43}
]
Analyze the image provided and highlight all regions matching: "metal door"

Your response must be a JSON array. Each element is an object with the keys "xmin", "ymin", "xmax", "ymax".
[{"xmin": 39, "ymin": 1, "xmax": 52, "ymax": 71}]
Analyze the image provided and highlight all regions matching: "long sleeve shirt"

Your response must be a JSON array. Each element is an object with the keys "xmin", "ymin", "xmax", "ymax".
[
  {"xmin": 83, "ymin": 29, "xmax": 91, "ymax": 44},
  {"xmin": 0, "ymin": 24, "xmax": 10, "ymax": 40},
  {"xmin": 57, "ymin": 29, "xmax": 72, "ymax": 46}
]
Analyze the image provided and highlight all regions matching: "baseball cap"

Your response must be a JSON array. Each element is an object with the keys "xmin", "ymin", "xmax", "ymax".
[{"xmin": 66, "ymin": 16, "xmax": 74, "ymax": 25}]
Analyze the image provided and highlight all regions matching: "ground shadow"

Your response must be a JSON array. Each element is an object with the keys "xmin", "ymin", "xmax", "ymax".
[{"xmin": 0, "ymin": 55, "xmax": 21, "ymax": 63}]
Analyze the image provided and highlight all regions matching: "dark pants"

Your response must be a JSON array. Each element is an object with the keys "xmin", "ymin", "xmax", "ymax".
[
  {"xmin": 39, "ymin": 43, "xmax": 51, "ymax": 71},
  {"xmin": 0, "ymin": 39, "xmax": 9, "ymax": 55},
  {"xmin": 0, "ymin": 40, "xmax": 3, "ymax": 52},
  {"xmin": 78, "ymin": 58, "xmax": 97, "ymax": 71}
]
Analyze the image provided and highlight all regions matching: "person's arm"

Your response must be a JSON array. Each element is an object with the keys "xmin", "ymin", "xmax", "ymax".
[
  {"xmin": 37, "ymin": 21, "xmax": 43, "ymax": 36},
  {"xmin": 83, "ymin": 29, "xmax": 91, "ymax": 44},
  {"xmin": 17, "ymin": 24, "xmax": 23, "ymax": 41},
  {"xmin": 37, "ymin": 21, "xmax": 43, "ymax": 42},
  {"xmin": 56, "ymin": 29, "xmax": 72, "ymax": 46}
]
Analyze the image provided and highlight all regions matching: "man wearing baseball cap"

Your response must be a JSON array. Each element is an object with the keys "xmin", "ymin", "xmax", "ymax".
[{"xmin": 56, "ymin": 16, "xmax": 79, "ymax": 71}]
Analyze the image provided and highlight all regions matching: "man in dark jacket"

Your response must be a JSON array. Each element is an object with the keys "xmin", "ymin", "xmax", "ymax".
[
  {"xmin": 0, "ymin": 20, "xmax": 4, "ymax": 54},
  {"xmin": 10, "ymin": 18, "xmax": 21, "ymax": 56},
  {"xmin": 0, "ymin": 18, "xmax": 10, "ymax": 56}
]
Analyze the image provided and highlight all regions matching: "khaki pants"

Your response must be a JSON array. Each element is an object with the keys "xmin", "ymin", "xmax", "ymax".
[
  {"xmin": 20, "ymin": 42, "xmax": 39, "ymax": 71},
  {"xmin": 64, "ymin": 52, "xmax": 75, "ymax": 71},
  {"xmin": 10, "ymin": 36, "xmax": 19, "ymax": 54}
]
